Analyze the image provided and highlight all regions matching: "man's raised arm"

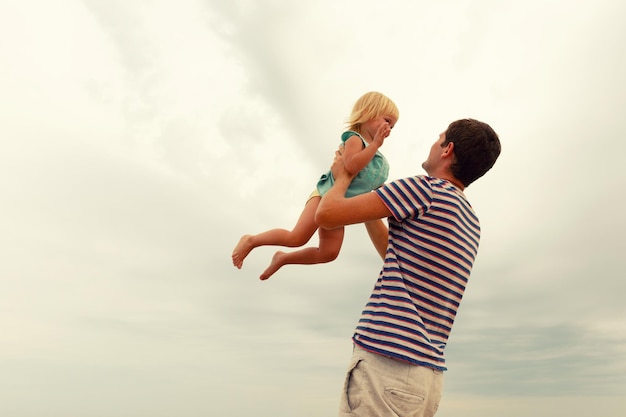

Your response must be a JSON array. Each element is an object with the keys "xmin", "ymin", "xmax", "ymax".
[{"xmin": 315, "ymin": 150, "xmax": 392, "ymax": 230}]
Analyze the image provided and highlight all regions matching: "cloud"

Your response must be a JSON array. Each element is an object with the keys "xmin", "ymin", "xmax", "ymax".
[{"xmin": 1, "ymin": 0, "xmax": 626, "ymax": 416}]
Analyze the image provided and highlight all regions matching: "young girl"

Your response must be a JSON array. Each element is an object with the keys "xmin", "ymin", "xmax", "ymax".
[{"xmin": 232, "ymin": 91, "xmax": 399, "ymax": 280}]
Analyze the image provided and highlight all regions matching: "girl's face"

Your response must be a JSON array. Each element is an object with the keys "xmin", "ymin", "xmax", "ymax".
[{"xmin": 362, "ymin": 115, "xmax": 397, "ymax": 139}]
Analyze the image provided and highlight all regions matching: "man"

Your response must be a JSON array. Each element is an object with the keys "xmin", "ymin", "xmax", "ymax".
[{"xmin": 315, "ymin": 118, "xmax": 501, "ymax": 417}]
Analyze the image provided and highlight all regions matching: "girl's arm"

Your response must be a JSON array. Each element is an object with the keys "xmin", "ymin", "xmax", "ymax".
[{"xmin": 342, "ymin": 124, "xmax": 390, "ymax": 174}]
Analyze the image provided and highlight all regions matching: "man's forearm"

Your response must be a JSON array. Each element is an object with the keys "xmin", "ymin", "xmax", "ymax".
[{"xmin": 316, "ymin": 176, "xmax": 350, "ymax": 228}]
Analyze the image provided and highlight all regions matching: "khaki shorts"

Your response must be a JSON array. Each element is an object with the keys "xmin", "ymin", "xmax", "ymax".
[{"xmin": 338, "ymin": 344, "xmax": 444, "ymax": 417}]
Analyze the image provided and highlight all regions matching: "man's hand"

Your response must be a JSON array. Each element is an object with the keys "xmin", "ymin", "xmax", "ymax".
[{"xmin": 330, "ymin": 144, "xmax": 356, "ymax": 183}]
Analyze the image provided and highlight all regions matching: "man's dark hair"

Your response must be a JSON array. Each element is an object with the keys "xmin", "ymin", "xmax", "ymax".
[{"xmin": 443, "ymin": 118, "xmax": 501, "ymax": 187}]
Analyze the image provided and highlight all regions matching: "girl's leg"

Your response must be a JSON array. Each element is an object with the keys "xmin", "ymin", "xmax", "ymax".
[
  {"xmin": 260, "ymin": 225, "xmax": 345, "ymax": 280},
  {"xmin": 232, "ymin": 197, "xmax": 321, "ymax": 269}
]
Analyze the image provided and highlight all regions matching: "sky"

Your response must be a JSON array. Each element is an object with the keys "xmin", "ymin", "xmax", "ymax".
[{"xmin": 1, "ymin": 0, "xmax": 625, "ymax": 416}]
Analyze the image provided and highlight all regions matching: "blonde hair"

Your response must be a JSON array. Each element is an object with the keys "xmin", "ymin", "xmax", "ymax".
[{"xmin": 346, "ymin": 91, "xmax": 399, "ymax": 132}]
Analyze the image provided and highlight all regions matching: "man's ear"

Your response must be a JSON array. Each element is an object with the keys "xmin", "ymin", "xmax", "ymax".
[{"xmin": 442, "ymin": 141, "xmax": 455, "ymax": 158}]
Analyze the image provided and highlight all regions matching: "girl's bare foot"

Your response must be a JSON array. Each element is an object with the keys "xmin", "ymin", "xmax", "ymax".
[
  {"xmin": 232, "ymin": 235, "xmax": 254, "ymax": 269},
  {"xmin": 260, "ymin": 251, "xmax": 286, "ymax": 280}
]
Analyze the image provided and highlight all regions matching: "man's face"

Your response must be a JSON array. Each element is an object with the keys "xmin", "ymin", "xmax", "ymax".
[{"xmin": 421, "ymin": 132, "xmax": 446, "ymax": 174}]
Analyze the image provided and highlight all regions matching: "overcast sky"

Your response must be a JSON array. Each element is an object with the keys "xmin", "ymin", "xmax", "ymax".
[{"xmin": 1, "ymin": 0, "xmax": 625, "ymax": 416}]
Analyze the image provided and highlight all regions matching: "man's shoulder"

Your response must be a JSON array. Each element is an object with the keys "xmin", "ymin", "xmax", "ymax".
[
  {"xmin": 378, "ymin": 176, "xmax": 434, "ymax": 201},
  {"xmin": 385, "ymin": 175, "xmax": 432, "ymax": 189}
]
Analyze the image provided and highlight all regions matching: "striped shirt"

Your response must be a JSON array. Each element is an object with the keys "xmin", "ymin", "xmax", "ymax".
[{"xmin": 353, "ymin": 175, "xmax": 480, "ymax": 371}]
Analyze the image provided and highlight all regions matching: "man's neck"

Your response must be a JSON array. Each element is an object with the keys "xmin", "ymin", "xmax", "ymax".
[
  {"xmin": 425, "ymin": 168, "xmax": 465, "ymax": 191},
  {"xmin": 441, "ymin": 175, "xmax": 465, "ymax": 191}
]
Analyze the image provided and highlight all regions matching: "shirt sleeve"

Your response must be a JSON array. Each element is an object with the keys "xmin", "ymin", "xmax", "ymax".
[{"xmin": 374, "ymin": 176, "xmax": 433, "ymax": 222}]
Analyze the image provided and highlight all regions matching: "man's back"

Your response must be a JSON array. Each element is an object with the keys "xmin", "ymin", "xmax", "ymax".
[{"xmin": 353, "ymin": 175, "xmax": 480, "ymax": 370}]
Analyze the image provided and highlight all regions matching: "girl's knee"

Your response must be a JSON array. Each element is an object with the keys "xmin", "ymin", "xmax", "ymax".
[
  {"xmin": 287, "ymin": 234, "xmax": 312, "ymax": 247},
  {"xmin": 320, "ymin": 248, "xmax": 340, "ymax": 263}
]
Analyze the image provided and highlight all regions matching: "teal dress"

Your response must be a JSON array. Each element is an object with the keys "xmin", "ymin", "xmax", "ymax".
[{"xmin": 316, "ymin": 131, "xmax": 389, "ymax": 197}]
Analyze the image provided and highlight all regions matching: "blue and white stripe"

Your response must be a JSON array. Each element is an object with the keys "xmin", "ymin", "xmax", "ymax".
[{"xmin": 353, "ymin": 176, "xmax": 481, "ymax": 371}]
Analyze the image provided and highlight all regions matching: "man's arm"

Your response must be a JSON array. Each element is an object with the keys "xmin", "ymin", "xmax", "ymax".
[
  {"xmin": 315, "ymin": 151, "xmax": 393, "ymax": 229},
  {"xmin": 365, "ymin": 219, "xmax": 388, "ymax": 260}
]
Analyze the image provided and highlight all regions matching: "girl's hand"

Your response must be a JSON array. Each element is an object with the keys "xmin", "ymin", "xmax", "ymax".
[{"xmin": 373, "ymin": 123, "xmax": 391, "ymax": 148}]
